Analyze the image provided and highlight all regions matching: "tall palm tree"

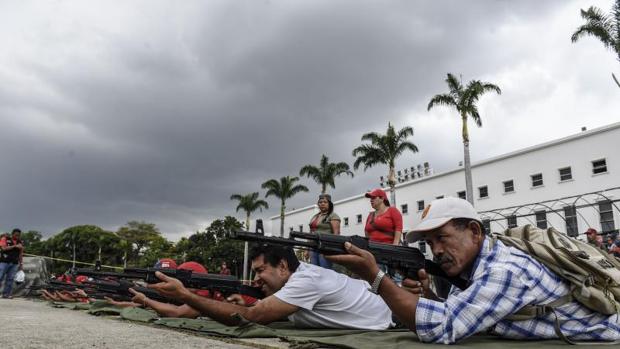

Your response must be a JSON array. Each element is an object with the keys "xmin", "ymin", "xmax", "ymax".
[
  {"xmin": 262, "ymin": 176, "xmax": 309, "ymax": 237},
  {"xmin": 230, "ymin": 192, "xmax": 269, "ymax": 281},
  {"xmin": 427, "ymin": 73, "xmax": 501, "ymax": 205},
  {"xmin": 352, "ymin": 123, "xmax": 418, "ymax": 205},
  {"xmin": 299, "ymin": 154, "xmax": 354, "ymax": 194},
  {"xmin": 571, "ymin": 0, "xmax": 620, "ymax": 88}
]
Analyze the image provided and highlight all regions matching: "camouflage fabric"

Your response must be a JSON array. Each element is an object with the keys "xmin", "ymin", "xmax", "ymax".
[
  {"xmin": 12, "ymin": 256, "xmax": 49, "ymax": 297},
  {"xmin": 120, "ymin": 307, "xmax": 159, "ymax": 322}
]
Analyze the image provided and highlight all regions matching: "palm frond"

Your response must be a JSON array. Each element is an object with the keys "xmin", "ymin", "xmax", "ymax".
[
  {"xmin": 445, "ymin": 73, "xmax": 462, "ymax": 93},
  {"xmin": 427, "ymin": 94, "xmax": 457, "ymax": 111}
]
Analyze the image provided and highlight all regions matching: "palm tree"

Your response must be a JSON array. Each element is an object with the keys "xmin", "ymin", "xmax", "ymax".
[
  {"xmin": 352, "ymin": 123, "xmax": 418, "ymax": 205},
  {"xmin": 299, "ymin": 154, "xmax": 354, "ymax": 194},
  {"xmin": 262, "ymin": 176, "xmax": 309, "ymax": 237},
  {"xmin": 230, "ymin": 192, "xmax": 269, "ymax": 281},
  {"xmin": 427, "ymin": 73, "xmax": 501, "ymax": 205},
  {"xmin": 571, "ymin": 0, "xmax": 620, "ymax": 88}
]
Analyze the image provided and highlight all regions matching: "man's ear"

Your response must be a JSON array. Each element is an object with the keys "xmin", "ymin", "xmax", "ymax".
[
  {"xmin": 469, "ymin": 221, "xmax": 484, "ymax": 242},
  {"xmin": 277, "ymin": 259, "xmax": 290, "ymax": 273}
]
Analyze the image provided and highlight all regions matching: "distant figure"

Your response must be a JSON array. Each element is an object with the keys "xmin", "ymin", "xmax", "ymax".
[
  {"xmin": 308, "ymin": 194, "xmax": 341, "ymax": 269},
  {"xmin": 219, "ymin": 261, "xmax": 231, "ymax": 275},
  {"xmin": 586, "ymin": 228, "xmax": 603, "ymax": 249},
  {"xmin": 0, "ymin": 229, "xmax": 24, "ymax": 299},
  {"xmin": 609, "ymin": 236, "xmax": 620, "ymax": 258}
]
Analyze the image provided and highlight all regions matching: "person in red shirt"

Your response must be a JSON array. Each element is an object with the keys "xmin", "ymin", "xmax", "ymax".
[
  {"xmin": 364, "ymin": 189, "xmax": 403, "ymax": 245},
  {"xmin": 219, "ymin": 261, "xmax": 231, "ymax": 275},
  {"xmin": 0, "ymin": 229, "xmax": 24, "ymax": 298}
]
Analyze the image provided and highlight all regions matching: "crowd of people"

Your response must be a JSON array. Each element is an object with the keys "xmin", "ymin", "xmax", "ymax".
[
  {"xmin": 586, "ymin": 227, "xmax": 620, "ymax": 256},
  {"xmin": 4, "ymin": 191, "xmax": 620, "ymax": 344}
]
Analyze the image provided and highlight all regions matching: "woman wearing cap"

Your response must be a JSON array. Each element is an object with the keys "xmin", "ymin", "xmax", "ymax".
[
  {"xmin": 308, "ymin": 194, "xmax": 341, "ymax": 269},
  {"xmin": 364, "ymin": 189, "xmax": 403, "ymax": 246}
]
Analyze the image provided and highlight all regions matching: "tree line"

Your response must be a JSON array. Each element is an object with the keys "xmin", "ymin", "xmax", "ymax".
[{"xmin": 20, "ymin": 217, "xmax": 244, "ymax": 276}]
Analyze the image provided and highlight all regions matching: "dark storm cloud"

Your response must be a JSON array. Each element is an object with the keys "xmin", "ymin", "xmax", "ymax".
[{"xmin": 0, "ymin": 0, "xmax": 616, "ymax": 238}]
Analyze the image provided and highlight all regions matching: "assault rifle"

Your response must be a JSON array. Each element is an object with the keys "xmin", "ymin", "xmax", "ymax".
[
  {"xmin": 232, "ymin": 230, "xmax": 468, "ymax": 290},
  {"xmin": 75, "ymin": 267, "xmax": 264, "ymax": 299},
  {"xmin": 28, "ymin": 278, "xmax": 178, "ymax": 304}
]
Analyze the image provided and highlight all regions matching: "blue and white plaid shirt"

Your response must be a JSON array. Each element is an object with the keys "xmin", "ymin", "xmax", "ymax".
[{"xmin": 415, "ymin": 238, "xmax": 620, "ymax": 344}]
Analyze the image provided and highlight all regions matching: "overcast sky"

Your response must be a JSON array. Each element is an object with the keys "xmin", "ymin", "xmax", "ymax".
[{"xmin": 0, "ymin": 0, "xmax": 618, "ymax": 240}]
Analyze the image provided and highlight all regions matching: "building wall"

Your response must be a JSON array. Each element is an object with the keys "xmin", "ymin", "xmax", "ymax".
[{"xmin": 271, "ymin": 123, "xmax": 620, "ymax": 255}]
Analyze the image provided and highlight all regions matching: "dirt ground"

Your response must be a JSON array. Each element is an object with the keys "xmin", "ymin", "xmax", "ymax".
[{"xmin": 0, "ymin": 298, "xmax": 286, "ymax": 349}]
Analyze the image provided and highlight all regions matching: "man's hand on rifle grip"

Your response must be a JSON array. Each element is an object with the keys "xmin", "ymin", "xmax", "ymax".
[
  {"xmin": 147, "ymin": 271, "xmax": 192, "ymax": 301},
  {"xmin": 325, "ymin": 242, "xmax": 380, "ymax": 284}
]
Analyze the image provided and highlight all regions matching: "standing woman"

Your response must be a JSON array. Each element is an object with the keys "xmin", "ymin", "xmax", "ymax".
[
  {"xmin": 364, "ymin": 189, "xmax": 403, "ymax": 246},
  {"xmin": 308, "ymin": 194, "xmax": 341, "ymax": 269}
]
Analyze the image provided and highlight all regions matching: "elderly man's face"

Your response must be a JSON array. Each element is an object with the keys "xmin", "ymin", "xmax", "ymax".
[{"xmin": 420, "ymin": 221, "xmax": 484, "ymax": 277}]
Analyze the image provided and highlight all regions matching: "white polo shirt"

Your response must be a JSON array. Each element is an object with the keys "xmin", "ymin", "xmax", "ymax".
[{"xmin": 273, "ymin": 262, "xmax": 393, "ymax": 330}]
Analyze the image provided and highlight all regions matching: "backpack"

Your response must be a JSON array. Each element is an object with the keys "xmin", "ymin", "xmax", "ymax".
[{"xmin": 492, "ymin": 225, "xmax": 620, "ymax": 344}]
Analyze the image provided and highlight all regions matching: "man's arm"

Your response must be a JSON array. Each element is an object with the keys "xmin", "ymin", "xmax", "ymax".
[
  {"xmin": 148, "ymin": 272, "xmax": 298, "ymax": 326},
  {"xmin": 129, "ymin": 287, "xmax": 201, "ymax": 318},
  {"xmin": 325, "ymin": 242, "xmax": 420, "ymax": 331}
]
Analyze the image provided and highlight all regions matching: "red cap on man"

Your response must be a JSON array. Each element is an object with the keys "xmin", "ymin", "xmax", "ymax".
[
  {"xmin": 178, "ymin": 261, "xmax": 208, "ymax": 274},
  {"xmin": 155, "ymin": 258, "xmax": 178, "ymax": 269}
]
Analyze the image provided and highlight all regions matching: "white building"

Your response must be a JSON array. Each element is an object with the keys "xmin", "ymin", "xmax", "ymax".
[{"xmin": 270, "ymin": 122, "xmax": 620, "ymax": 256}]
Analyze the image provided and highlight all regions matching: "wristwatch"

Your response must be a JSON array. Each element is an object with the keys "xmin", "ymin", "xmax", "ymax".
[{"xmin": 369, "ymin": 270, "xmax": 386, "ymax": 294}]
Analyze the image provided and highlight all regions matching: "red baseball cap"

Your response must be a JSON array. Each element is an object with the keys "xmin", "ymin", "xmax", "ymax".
[
  {"xmin": 365, "ymin": 188, "xmax": 387, "ymax": 200},
  {"xmin": 155, "ymin": 258, "xmax": 177, "ymax": 269},
  {"xmin": 586, "ymin": 228, "xmax": 598, "ymax": 235},
  {"xmin": 178, "ymin": 261, "xmax": 208, "ymax": 274}
]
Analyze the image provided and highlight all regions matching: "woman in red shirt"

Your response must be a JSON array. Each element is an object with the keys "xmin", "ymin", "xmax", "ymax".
[{"xmin": 364, "ymin": 189, "xmax": 403, "ymax": 245}]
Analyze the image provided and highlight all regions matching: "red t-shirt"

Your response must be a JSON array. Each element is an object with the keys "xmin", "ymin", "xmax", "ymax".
[{"xmin": 364, "ymin": 207, "xmax": 403, "ymax": 244}]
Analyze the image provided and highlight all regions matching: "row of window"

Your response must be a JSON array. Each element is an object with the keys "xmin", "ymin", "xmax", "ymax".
[
  {"xmin": 481, "ymin": 201, "xmax": 616, "ymax": 236},
  {"xmin": 292, "ymin": 160, "xmax": 610, "ymax": 232},
  {"xmin": 293, "ymin": 200, "xmax": 615, "ymax": 234}
]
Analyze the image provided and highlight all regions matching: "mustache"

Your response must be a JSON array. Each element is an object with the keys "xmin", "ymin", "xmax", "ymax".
[{"xmin": 433, "ymin": 254, "xmax": 454, "ymax": 264}]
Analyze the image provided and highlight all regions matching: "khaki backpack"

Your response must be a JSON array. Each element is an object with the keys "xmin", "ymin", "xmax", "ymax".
[{"xmin": 492, "ymin": 225, "xmax": 620, "ymax": 344}]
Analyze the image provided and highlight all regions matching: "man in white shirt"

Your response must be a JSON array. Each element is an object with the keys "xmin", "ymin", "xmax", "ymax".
[{"xmin": 148, "ymin": 244, "xmax": 393, "ymax": 329}]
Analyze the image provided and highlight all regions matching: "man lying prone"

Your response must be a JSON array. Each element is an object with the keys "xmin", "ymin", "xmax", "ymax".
[{"xmin": 148, "ymin": 243, "xmax": 393, "ymax": 329}]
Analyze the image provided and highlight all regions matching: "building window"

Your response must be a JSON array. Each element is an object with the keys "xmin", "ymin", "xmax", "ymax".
[
  {"xmin": 356, "ymin": 214, "xmax": 362, "ymax": 224},
  {"xmin": 344, "ymin": 217, "xmax": 349, "ymax": 227},
  {"xmin": 531, "ymin": 173, "xmax": 543, "ymax": 187},
  {"xmin": 401, "ymin": 204, "xmax": 408, "ymax": 214},
  {"xmin": 417, "ymin": 200, "xmax": 425, "ymax": 211},
  {"xmin": 482, "ymin": 219, "xmax": 491, "ymax": 234},
  {"xmin": 507, "ymin": 215, "xmax": 517, "ymax": 228},
  {"xmin": 436, "ymin": 195, "xmax": 444, "ymax": 199},
  {"xmin": 599, "ymin": 201, "xmax": 615, "ymax": 232},
  {"xmin": 298, "ymin": 225, "xmax": 303, "ymax": 232},
  {"xmin": 535, "ymin": 210, "xmax": 547, "ymax": 229},
  {"xmin": 564, "ymin": 206, "xmax": 578, "ymax": 237},
  {"xmin": 559, "ymin": 167, "xmax": 572, "ymax": 181},
  {"xmin": 479, "ymin": 186, "xmax": 489, "ymax": 198},
  {"xmin": 503, "ymin": 180, "xmax": 515, "ymax": 193},
  {"xmin": 592, "ymin": 159, "xmax": 608, "ymax": 174},
  {"xmin": 418, "ymin": 241, "xmax": 427, "ymax": 254},
  {"xmin": 457, "ymin": 191, "xmax": 466, "ymax": 199}
]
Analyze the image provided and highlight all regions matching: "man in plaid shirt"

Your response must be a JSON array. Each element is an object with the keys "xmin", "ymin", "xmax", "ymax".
[{"xmin": 329, "ymin": 197, "xmax": 620, "ymax": 344}]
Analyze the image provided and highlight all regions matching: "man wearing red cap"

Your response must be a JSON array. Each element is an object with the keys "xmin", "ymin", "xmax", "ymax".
[
  {"xmin": 586, "ymin": 228, "xmax": 603, "ymax": 249},
  {"xmin": 327, "ymin": 197, "xmax": 620, "ymax": 344}
]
